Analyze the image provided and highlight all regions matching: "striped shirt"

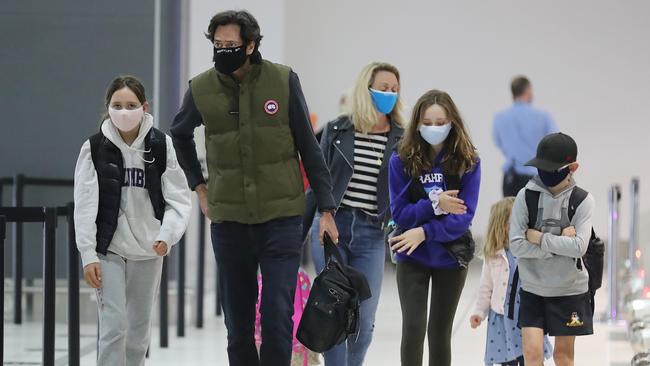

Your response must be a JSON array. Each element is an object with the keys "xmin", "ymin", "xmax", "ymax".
[{"xmin": 340, "ymin": 132, "xmax": 388, "ymax": 216}]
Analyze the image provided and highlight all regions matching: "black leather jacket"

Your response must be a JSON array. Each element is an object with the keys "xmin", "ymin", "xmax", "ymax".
[{"xmin": 302, "ymin": 116, "xmax": 403, "ymax": 239}]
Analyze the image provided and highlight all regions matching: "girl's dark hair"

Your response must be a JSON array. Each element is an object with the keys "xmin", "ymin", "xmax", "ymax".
[
  {"xmin": 205, "ymin": 10, "xmax": 263, "ymax": 64},
  {"xmin": 101, "ymin": 75, "xmax": 147, "ymax": 121},
  {"xmin": 398, "ymin": 89, "xmax": 478, "ymax": 177},
  {"xmin": 105, "ymin": 75, "xmax": 147, "ymax": 107}
]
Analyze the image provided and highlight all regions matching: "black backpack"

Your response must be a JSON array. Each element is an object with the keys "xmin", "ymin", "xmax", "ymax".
[
  {"xmin": 385, "ymin": 173, "xmax": 475, "ymax": 268},
  {"xmin": 297, "ymin": 233, "xmax": 372, "ymax": 352},
  {"xmin": 509, "ymin": 186, "xmax": 605, "ymax": 317}
]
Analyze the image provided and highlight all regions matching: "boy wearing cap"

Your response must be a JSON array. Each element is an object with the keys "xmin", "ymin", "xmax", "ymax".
[{"xmin": 510, "ymin": 132, "xmax": 594, "ymax": 366}]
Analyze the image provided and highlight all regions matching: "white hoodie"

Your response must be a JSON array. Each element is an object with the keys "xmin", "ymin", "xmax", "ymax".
[{"xmin": 74, "ymin": 114, "xmax": 192, "ymax": 267}]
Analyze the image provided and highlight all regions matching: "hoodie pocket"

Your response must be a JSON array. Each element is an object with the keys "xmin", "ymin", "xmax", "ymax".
[{"xmin": 542, "ymin": 256, "xmax": 580, "ymax": 289}]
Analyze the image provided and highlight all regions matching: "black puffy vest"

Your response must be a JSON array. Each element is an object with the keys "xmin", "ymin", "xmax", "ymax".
[{"xmin": 89, "ymin": 127, "xmax": 167, "ymax": 255}]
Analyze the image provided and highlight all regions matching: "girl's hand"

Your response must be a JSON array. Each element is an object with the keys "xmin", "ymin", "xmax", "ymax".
[
  {"xmin": 153, "ymin": 241, "xmax": 168, "ymax": 256},
  {"xmin": 83, "ymin": 263, "xmax": 102, "ymax": 289},
  {"xmin": 390, "ymin": 227, "xmax": 426, "ymax": 255},
  {"xmin": 438, "ymin": 190, "xmax": 467, "ymax": 215},
  {"xmin": 470, "ymin": 315, "xmax": 482, "ymax": 329}
]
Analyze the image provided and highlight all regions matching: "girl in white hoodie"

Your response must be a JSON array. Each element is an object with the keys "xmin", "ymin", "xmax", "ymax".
[
  {"xmin": 470, "ymin": 197, "xmax": 551, "ymax": 365},
  {"xmin": 74, "ymin": 76, "xmax": 192, "ymax": 366}
]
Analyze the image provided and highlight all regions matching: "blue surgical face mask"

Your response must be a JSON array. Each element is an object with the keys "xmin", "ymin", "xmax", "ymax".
[
  {"xmin": 419, "ymin": 123, "xmax": 452, "ymax": 146},
  {"xmin": 538, "ymin": 167, "xmax": 570, "ymax": 188},
  {"xmin": 369, "ymin": 88, "xmax": 398, "ymax": 114}
]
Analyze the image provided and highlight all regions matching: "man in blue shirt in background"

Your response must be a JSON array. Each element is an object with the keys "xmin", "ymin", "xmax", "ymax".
[{"xmin": 493, "ymin": 76, "xmax": 559, "ymax": 197}]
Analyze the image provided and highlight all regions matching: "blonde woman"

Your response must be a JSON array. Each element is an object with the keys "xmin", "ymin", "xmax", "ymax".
[
  {"xmin": 305, "ymin": 62, "xmax": 405, "ymax": 366},
  {"xmin": 469, "ymin": 198, "xmax": 552, "ymax": 365}
]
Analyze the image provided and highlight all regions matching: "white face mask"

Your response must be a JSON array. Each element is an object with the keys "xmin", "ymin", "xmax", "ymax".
[
  {"xmin": 109, "ymin": 106, "xmax": 143, "ymax": 132},
  {"xmin": 419, "ymin": 123, "xmax": 452, "ymax": 146}
]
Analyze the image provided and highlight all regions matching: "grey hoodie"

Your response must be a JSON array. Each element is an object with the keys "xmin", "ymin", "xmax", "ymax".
[{"xmin": 509, "ymin": 177, "xmax": 594, "ymax": 297}]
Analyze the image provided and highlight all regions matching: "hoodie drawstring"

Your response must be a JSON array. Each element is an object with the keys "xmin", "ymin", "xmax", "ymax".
[{"xmin": 127, "ymin": 146, "xmax": 155, "ymax": 164}]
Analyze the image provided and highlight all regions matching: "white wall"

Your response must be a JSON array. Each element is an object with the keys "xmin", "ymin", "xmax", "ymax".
[{"xmin": 284, "ymin": 0, "xmax": 650, "ymax": 240}]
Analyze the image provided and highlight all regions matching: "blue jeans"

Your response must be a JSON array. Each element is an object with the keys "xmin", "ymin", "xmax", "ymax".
[
  {"xmin": 211, "ymin": 216, "xmax": 303, "ymax": 366},
  {"xmin": 310, "ymin": 207, "xmax": 385, "ymax": 366}
]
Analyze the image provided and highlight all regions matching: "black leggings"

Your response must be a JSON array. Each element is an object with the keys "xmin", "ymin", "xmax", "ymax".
[
  {"xmin": 396, "ymin": 261, "xmax": 468, "ymax": 366},
  {"xmin": 502, "ymin": 356, "xmax": 525, "ymax": 365}
]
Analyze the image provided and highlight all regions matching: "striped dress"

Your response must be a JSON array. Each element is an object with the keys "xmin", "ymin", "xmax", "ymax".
[{"xmin": 340, "ymin": 132, "xmax": 388, "ymax": 216}]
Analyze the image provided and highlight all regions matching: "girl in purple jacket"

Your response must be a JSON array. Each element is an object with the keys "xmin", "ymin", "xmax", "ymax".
[{"xmin": 388, "ymin": 89, "xmax": 481, "ymax": 366}]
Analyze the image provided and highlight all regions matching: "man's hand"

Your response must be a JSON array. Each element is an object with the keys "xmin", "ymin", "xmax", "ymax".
[
  {"xmin": 83, "ymin": 263, "xmax": 102, "ymax": 289},
  {"xmin": 153, "ymin": 241, "xmax": 168, "ymax": 256},
  {"xmin": 390, "ymin": 227, "xmax": 426, "ymax": 255},
  {"xmin": 562, "ymin": 226, "xmax": 577, "ymax": 237},
  {"xmin": 319, "ymin": 211, "xmax": 339, "ymax": 244},
  {"xmin": 526, "ymin": 229, "xmax": 543, "ymax": 245},
  {"xmin": 195, "ymin": 184, "xmax": 209, "ymax": 217}
]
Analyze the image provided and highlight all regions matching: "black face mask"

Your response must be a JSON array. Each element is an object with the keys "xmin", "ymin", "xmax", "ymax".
[
  {"xmin": 538, "ymin": 167, "xmax": 570, "ymax": 188},
  {"xmin": 213, "ymin": 46, "xmax": 247, "ymax": 74}
]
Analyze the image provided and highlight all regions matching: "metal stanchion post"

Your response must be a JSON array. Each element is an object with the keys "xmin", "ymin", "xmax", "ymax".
[
  {"xmin": 12, "ymin": 174, "xmax": 24, "ymax": 324},
  {"xmin": 42, "ymin": 207, "xmax": 56, "ymax": 366},
  {"xmin": 66, "ymin": 203, "xmax": 80, "ymax": 366},
  {"xmin": 177, "ymin": 235, "xmax": 186, "ymax": 337},
  {"xmin": 160, "ymin": 256, "xmax": 169, "ymax": 348},
  {"xmin": 1, "ymin": 215, "xmax": 6, "ymax": 363},
  {"xmin": 608, "ymin": 185, "xmax": 622, "ymax": 321},
  {"xmin": 629, "ymin": 178, "xmax": 640, "ymax": 272},
  {"xmin": 196, "ymin": 213, "xmax": 205, "ymax": 328}
]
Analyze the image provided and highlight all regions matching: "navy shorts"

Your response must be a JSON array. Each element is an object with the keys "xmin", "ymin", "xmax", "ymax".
[{"xmin": 519, "ymin": 290, "xmax": 593, "ymax": 337}]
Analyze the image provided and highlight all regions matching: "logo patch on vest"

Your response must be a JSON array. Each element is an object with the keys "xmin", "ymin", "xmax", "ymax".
[{"xmin": 264, "ymin": 100, "xmax": 279, "ymax": 115}]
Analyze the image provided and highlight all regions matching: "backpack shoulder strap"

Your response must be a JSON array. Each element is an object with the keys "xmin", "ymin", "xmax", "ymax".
[
  {"xmin": 568, "ymin": 186, "xmax": 588, "ymax": 222},
  {"xmin": 525, "ymin": 189, "xmax": 541, "ymax": 229},
  {"xmin": 507, "ymin": 267, "xmax": 519, "ymax": 320}
]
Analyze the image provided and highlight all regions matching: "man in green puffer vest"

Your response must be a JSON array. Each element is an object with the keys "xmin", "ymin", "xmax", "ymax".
[{"xmin": 170, "ymin": 10, "xmax": 339, "ymax": 366}]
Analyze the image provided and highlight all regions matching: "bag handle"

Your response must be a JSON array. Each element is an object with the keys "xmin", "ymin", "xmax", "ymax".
[{"xmin": 323, "ymin": 232, "xmax": 345, "ymax": 268}]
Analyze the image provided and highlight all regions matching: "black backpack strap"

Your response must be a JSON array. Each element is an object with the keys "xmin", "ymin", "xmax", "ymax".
[
  {"xmin": 568, "ymin": 186, "xmax": 588, "ymax": 222},
  {"xmin": 524, "ymin": 189, "xmax": 541, "ymax": 229},
  {"xmin": 568, "ymin": 186, "xmax": 597, "ymax": 240},
  {"xmin": 507, "ymin": 267, "xmax": 519, "ymax": 320}
]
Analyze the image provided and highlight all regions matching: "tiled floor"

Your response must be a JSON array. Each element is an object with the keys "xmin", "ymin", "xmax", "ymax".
[{"xmin": 4, "ymin": 261, "xmax": 635, "ymax": 365}]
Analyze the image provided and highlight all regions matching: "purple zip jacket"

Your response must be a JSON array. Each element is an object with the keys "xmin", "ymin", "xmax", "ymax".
[{"xmin": 388, "ymin": 151, "xmax": 481, "ymax": 268}]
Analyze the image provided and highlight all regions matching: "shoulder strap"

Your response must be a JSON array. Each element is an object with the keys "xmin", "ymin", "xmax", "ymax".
[
  {"xmin": 507, "ymin": 267, "xmax": 519, "ymax": 320},
  {"xmin": 445, "ymin": 174, "xmax": 461, "ymax": 191},
  {"xmin": 408, "ymin": 176, "xmax": 428, "ymax": 201},
  {"xmin": 525, "ymin": 189, "xmax": 541, "ymax": 229},
  {"xmin": 568, "ymin": 186, "xmax": 588, "ymax": 222}
]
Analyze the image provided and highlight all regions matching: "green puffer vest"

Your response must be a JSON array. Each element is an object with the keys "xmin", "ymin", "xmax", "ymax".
[{"xmin": 191, "ymin": 61, "xmax": 305, "ymax": 224}]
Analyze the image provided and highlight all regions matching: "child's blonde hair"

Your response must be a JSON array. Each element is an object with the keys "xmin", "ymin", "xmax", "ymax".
[{"xmin": 483, "ymin": 197, "xmax": 516, "ymax": 258}]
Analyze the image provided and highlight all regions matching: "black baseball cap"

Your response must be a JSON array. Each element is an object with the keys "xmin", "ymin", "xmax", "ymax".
[{"xmin": 525, "ymin": 132, "xmax": 578, "ymax": 172}]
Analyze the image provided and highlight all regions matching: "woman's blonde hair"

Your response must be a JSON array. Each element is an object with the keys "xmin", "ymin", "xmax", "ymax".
[
  {"xmin": 348, "ymin": 62, "xmax": 405, "ymax": 133},
  {"xmin": 483, "ymin": 197, "xmax": 516, "ymax": 258}
]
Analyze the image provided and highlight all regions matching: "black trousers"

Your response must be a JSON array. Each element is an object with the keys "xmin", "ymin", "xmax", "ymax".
[
  {"xmin": 396, "ymin": 260, "xmax": 468, "ymax": 366},
  {"xmin": 503, "ymin": 168, "xmax": 533, "ymax": 197},
  {"xmin": 211, "ymin": 216, "xmax": 303, "ymax": 366}
]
